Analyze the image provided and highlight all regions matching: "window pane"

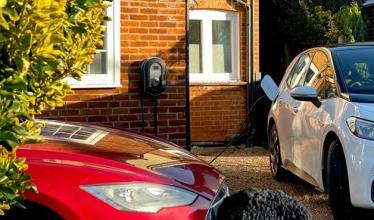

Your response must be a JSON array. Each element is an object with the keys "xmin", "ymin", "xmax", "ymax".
[
  {"xmin": 287, "ymin": 53, "xmax": 313, "ymax": 89},
  {"xmin": 89, "ymin": 52, "xmax": 107, "ymax": 75},
  {"xmin": 189, "ymin": 20, "xmax": 202, "ymax": 73},
  {"xmin": 88, "ymin": 21, "xmax": 106, "ymax": 75},
  {"xmin": 212, "ymin": 20, "xmax": 232, "ymax": 73},
  {"xmin": 304, "ymin": 51, "xmax": 330, "ymax": 99},
  {"xmin": 325, "ymin": 68, "xmax": 337, "ymax": 98},
  {"xmin": 336, "ymin": 48, "xmax": 374, "ymax": 94}
]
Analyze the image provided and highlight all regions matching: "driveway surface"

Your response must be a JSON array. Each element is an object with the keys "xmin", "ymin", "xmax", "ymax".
[{"xmin": 195, "ymin": 147, "xmax": 333, "ymax": 220}]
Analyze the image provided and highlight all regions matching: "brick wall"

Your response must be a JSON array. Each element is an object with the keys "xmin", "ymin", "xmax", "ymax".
[
  {"xmin": 41, "ymin": 0, "xmax": 261, "ymax": 145},
  {"xmin": 189, "ymin": 0, "xmax": 260, "ymax": 143},
  {"xmin": 190, "ymin": 85, "xmax": 247, "ymax": 142},
  {"xmin": 42, "ymin": 0, "xmax": 188, "ymax": 146}
]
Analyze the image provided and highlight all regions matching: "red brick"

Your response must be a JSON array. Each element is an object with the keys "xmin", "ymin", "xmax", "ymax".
[
  {"xmin": 66, "ymin": 117, "xmax": 86, "ymax": 122},
  {"xmin": 64, "ymin": 95, "xmax": 81, "ymax": 102},
  {"xmin": 119, "ymin": 115, "xmax": 138, "ymax": 121},
  {"xmin": 140, "ymin": 8, "xmax": 158, "ymax": 14},
  {"xmin": 130, "ymin": 121, "xmax": 144, "ymax": 128},
  {"xmin": 168, "ymin": 133, "xmax": 185, "ymax": 140},
  {"xmin": 80, "ymin": 109, "xmax": 100, "ymax": 115},
  {"xmin": 59, "ymin": 110, "xmax": 79, "ymax": 116},
  {"xmin": 88, "ymin": 116, "xmax": 108, "ymax": 122},
  {"xmin": 168, "ymin": 120, "xmax": 185, "ymax": 126},
  {"xmin": 100, "ymin": 109, "xmax": 112, "ymax": 115},
  {"xmin": 109, "ymin": 102, "xmax": 120, "ymax": 107},
  {"xmin": 88, "ymin": 102, "xmax": 108, "ymax": 108},
  {"xmin": 159, "ymin": 114, "xmax": 177, "ymax": 120}
]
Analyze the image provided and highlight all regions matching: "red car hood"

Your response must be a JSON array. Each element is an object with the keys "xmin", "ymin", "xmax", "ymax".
[{"xmin": 19, "ymin": 123, "xmax": 223, "ymax": 200}]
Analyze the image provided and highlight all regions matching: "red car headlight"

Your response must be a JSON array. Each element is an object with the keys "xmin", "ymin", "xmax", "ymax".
[{"xmin": 81, "ymin": 183, "xmax": 198, "ymax": 213}]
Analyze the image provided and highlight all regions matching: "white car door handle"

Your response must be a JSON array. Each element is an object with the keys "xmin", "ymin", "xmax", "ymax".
[
  {"xmin": 278, "ymin": 98, "xmax": 285, "ymax": 105},
  {"xmin": 292, "ymin": 106, "xmax": 299, "ymax": 113}
]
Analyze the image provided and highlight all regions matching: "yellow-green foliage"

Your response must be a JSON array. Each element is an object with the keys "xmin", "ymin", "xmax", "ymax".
[
  {"xmin": 0, "ymin": 0, "xmax": 108, "ymax": 214},
  {"xmin": 334, "ymin": 2, "xmax": 368, "ymax": 43}
]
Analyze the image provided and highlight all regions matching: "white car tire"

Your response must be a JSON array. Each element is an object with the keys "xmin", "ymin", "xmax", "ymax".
[
  {"xmin": 327, "ymin": 140, "xmax": 354, "ymax": 220},
  {"xmin": 268, "ymin": 124, "xmax": 288, "ymax": 180}
]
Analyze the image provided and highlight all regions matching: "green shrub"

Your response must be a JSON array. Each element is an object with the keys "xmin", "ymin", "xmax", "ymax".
[
  {"xmin": 0, "ymin": 0, "xmax": 108, "ymax": 214},
  {"xmin": 334, "ymin": 2, "xmax": 368, "ymax": 43}
]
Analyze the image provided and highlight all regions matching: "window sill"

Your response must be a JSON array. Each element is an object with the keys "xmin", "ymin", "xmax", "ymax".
[
  {"xmin": 70, "ymin": 84, "xmax": 122, "ymax": 89},
  {"xmin": 189, "ymin": 81, "xmax": 247, "ymax": 86}
]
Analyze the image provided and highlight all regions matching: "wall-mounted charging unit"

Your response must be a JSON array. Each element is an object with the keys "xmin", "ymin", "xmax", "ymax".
[
  {"xmin": 140, "ymin": 57, "xmax": 168, "ymax": 98},
  {"xmin": 140, "ymin": 58, "xmax": 168, "ymax": 137}
]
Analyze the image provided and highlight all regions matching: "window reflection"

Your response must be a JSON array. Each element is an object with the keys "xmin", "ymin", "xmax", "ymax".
[
  {"xmin": 335, "ymin": 48, "xmax": 374, "ymax": 94},
  {"xmin": 189, "ymin": 20, "xmax": 202, "ymax": 73},
  {"xmin": 304, "ymin": 51, "xmax": 337, "ymax": 99},
  {"xmin": 287, "ymin": 53, "xmax": 313, "ymax": 89},
  {"xmin": 212, "ymin": 20, "xmax": 232, "ymax": 73}
]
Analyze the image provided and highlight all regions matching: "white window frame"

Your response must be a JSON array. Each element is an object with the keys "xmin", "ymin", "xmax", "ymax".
[
  {"xmin": 66, "ymin": 1, "xmax": 121, "ymax": 89},
  {"xmin": 189, "ymin": 10, "xmax": 240, "ymax": 83}
]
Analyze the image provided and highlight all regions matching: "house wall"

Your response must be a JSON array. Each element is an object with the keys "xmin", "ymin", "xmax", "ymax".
[
  {"xmin": 42, "ymin": 0, "xmax": 188, "ymax": 146},
  {"xmin": 42, "ymin": 0, "xmax": 261, "ymax": 146},
  {"xmin": 190, "ymin": 85, "xmax": 247, "ymax": 142},
  {"xmin": 189, "ymin": 0, "xmax": 260, "ymax": 143}
]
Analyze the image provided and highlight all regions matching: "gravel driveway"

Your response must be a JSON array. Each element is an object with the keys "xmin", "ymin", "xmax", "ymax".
[{"xmin": 194, "ymin": 147, "xmax": 334, "ymax": 220}]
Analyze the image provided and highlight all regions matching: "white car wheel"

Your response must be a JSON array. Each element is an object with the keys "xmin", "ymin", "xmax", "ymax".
[{"xmin": 269, "ymin": 124, "xmax": 287, "ymax": 180}]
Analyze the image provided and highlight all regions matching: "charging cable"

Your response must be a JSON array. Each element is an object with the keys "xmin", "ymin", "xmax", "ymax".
[{"xmin": 209, "ymin": 95, "xmax": 267, "ymax": 164}]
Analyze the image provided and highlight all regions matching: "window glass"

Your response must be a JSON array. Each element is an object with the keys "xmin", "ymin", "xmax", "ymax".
[
  {"xmin": 89, "ymin": 51, "xmax": 107, "ymax": 75},
  {"xmin": 188, "ymin": 10, "xmax": 239, "ymax": 83},
  {"xmin": 88, "ymin": 24, "xmax": 107, "ymax": 75},
  {"xmin": 304, "ymin": 51, "xmax": 336, "ymax": 99},
  {"xmin": 189, "ymin": 20, "xmax": 202, "ymax": 73},
  {"xmin": 66, "ymin": 2, "xmax": 120, "ymax": 88},
  {"xmin": 287, "ymin": 53, "xmax": 312, "ymax": 89},
  {"xmin": 325, "ymin": 67, "xmax": 337, "ymax": 98},
  {"xmin": 335, "ymin": 48, "xmax": 374, "ymax": 94},
  {"xmin": 212, "ymin": 20, "xmax": 232, "ymax": 73}
]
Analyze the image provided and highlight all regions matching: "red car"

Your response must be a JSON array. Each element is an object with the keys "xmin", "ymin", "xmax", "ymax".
[{"xmin": 4, "ymin": 121, "xmax": 227, "ymax": 220}]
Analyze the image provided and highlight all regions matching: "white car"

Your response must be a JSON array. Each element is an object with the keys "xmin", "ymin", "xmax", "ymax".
[{"xmin": 262, "ymin": 44, "xmax": 374, "ymax": 220}]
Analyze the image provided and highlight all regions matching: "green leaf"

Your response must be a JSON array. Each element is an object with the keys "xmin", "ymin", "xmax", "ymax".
[
  {"xmin": 15, "ymin": 58, "xmax": 30, "ymax": 75},
  {"xmin": 0, "ymin": 131, "xmax": 20, "ymax": 150},
  {"xmin": 9, "ymin": 102, "xmax": 21, "ymax": 112},
  {"xmin": 5, "ymin": 78, "xmax": 27, "ymax": 91},
  {"xmin": 0, "ymin": 13, "xmax": 9, "ymax": 30},
  {"xmin": 19, "ymin": 31, "xmax": 32, "ymax": 51},
  {"xmin": 0, "ymin": 0, "xmax": 6, "ymax": 8},
  {"xmin": 3, "ymin": 8, "xmax": 18, "ymax": 21},
  {"xmin": 12, "ymin": 201, "xmax": 26, "ymax": 209},
  {"xmin": 0, "ymin": 32, "xmax": 7, "ymax": 43},
  {"xmin": 71, "ymin": 26, "xmax": 86, "ymax": 34},
  {"xmin": 22, "ymin": 136, "xmax": 44, "ymax": 144},
  {"xmin": 12, "ymin": 126, "xmax": 27, "ymax": 136},
  {"xmin": 0, "ymin": 176, "xmax": 8, "ymax": 184},
  {"xmin": 0, "ymin": 90, "xmax": 13, "ymax": 98}
]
